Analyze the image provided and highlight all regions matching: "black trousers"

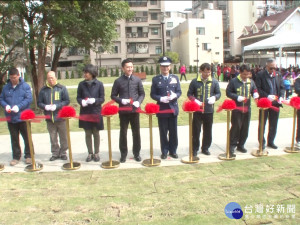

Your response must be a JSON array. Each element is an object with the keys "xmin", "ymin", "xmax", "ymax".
[
  {"xmin": 119, "ymin": 113, "xmax": 141, "ymax": 157},
  {"xmin": 180, "ymin": 73, "xmax": 187, "ymax": 81},
  {"xmin": 258, "ymin": 108, "xmax": 279, "ymax": 145},
  {"xmin": 296, "ymin": 109, "xmax": 300, "ymax": 142},
  {"xmin": 7, "ymin": 122, "xmax": 31, "ymax": 160},
  {"xmin": 192, "ymin": 113, "xmax": 213, "ymax": 154},
  {"xmin": 230, "ymin": 110, "xmax": 251, "ymax": 148},
  {"xmin": 158, "ymin": 116, "xmax": 178, "ymax": 155}
]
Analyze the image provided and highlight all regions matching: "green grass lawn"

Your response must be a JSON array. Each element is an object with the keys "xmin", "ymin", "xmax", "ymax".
[
  {"xmin": 0, "ymin": 75, "xmax": 293, "ymax": 135},
  {"xmin": 0, "ymin": 154, "xmax": 299, "ymax": 224}
]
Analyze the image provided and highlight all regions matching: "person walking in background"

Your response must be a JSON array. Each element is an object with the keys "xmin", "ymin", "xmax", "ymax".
[
  {"xmin": 179, "ymin": 64, "xmax": 187, "ymax": 81},
  {"xmin": 187, "ymin": 63, "xmax": 221, "ymax": 156},
  {"xmin": 111, "ymin": 58, "xmax": 145, "ymax": 163},
  {"xmin": 255, "ymin": 58, "xmax": 285, "ymax": 150},
  {"xmin": 0, "ymin": 68, "xmax": 32, "ymax": 166},
  {"xmin": 150, "ymin": 56, "xmax": 182, "ymax": 159},
  {"xmin": 226, "ymin": 64, "xmax": 259, "ymax": 157},
  {"xmin": 283, "ymin": 74, "xmax": 292, "ymax": 100},
  {"xmin": 77, "ymin": 64, "xmax": 105, "ymax": 162},
  {"xmin": 38, "ymin": 71, "xmax": 70, "ymax": 161},
  {"xmin": 217, "ymin": 64, "xmax": 221, "ymax": 81}
]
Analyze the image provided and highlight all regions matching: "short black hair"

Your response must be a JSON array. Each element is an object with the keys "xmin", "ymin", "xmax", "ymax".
[
  {"xmin": 8, "ymin": 68, "xmax": 19, "ymax": 76},
  {"xmin": 121, "ymin": 58, "xmax": 133, "ymax": 68},
  {"xmin": 200, "ymin": 63, "xmax": 211, "ymax": 71},
  {"xmin": 239, "ymin": 64, "xmax": 251, "ymax": 72},
  {"xmin": 266, "ymin": 58, "xmax": 276, "ymax": 64},
  {"xmin": 83, "ymin": 64, "xmax": 97, "ymax": 78}
]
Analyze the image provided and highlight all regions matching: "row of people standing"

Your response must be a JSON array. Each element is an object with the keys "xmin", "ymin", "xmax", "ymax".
[{"xmin": 0, "ymin": 57, "xmax": 295, "ymax": 167}]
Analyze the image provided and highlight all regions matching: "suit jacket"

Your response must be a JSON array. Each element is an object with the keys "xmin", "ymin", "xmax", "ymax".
[
  {"xmin": 111, "ymin": 74, "xmax": 145, "ymax": 114},
  {"xmin": 255, "ymin": 69, "xmax": 285, "ymax": 107},
  {"xmin": 150, "ymin": 74, "xmax": 182, "ymax": 117},
  {"xmin": 294, "ymin": 77, "xmax": 300, "ymax": 96}
]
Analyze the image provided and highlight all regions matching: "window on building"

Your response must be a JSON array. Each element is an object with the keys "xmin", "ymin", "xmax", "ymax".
[
  {"xmin": 196, "ymin": 27, "xmax": 205, "ymax": 35},
  {"xmin": 151, "ymin": 28, "xmax": 158, "ymax": 35},
  {"xmin": 155, "ymin": 46, "xmax": 162, "ymax": 54},
  {"xmin": 114, "ymin": 46, "xmax": 118, "ymax": 53},
  {"xmin": 167, "ymin": 22, "xmax": 173, "ymax": 28},
  {"xmin": 150, "ymin": 0, "xmax": 157, "ymax": 5},
  {"xmin": 202, "ymin": 43, "xmax": 211, "ymax": 51},
  {"xmin": 215, "ymin": 37, "xmax": 219, "ymax": 39},
  {"xmin": 127, "ymin": 43, "xmax": 136, "ymax": 54},
  {"xmin": 215, "ymin": 52, "xmax": 220, "ymax": 55},
  {"xmin": 151, "ymin": 13, "xmax": 158, "ymax": 20},
  {"xmin": 166, "ymin": 40, "xmax": 171, "ymax": 47},
  {"xmin": 166, "ymin": 30, "xmax": 171, "ymax": 37}
]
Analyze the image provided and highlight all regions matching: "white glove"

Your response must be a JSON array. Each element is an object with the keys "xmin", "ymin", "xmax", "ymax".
[
  {"xmin": 50, "ymin": 104, "xmax": 57, "ymax": 111},
  {"xmin": 253, "ymin": 92, "xmax": 259, "ymax": 99},
  {"xmin": 5, "ymin": 105, "xmax": 11, "ymax": 113},
  {"xmin": 121, "ymin": 99, "xmax": 131, "ymax": 105},
  {"xmin": 86, "ymin": 98, "xmax": 95, "ymax": 104},
  {"xmin": 207, "ymin": 96, "xmax": 216, "ymax": 105},
  {"xmin": 11, "ymin": 105, "xmax": 19, "ymax": 113},
  {"xmin": 168, "ymin": 91, "xmax": 177, "ymax": 101},
  {"xmin": 267, "ymin": 95, "xmax": 276, "ymax": 101},
  {"xmin": 160, "ymin": 96, "xmax": 170, "ymax": 103},
  {"xmin": 194, "ymin": 99, "xmax": 202, "ymax": 106},
  {"xmin": 237, "ymin": 96, "xmax": 245, "ymax": 102},
  {"xmin": 132, "ymin": 101, "xmax": 140, "ymax": 108},
  {"xmin": 278, "ymin": 97, "xmax": 283, "ymax": 104},
  {"xmin": 45, "ymin": 105, "xmax": 52, "ymax": 111},
  {"xmin": 82, "ymin": 99, "xmax": 88, "ymax": 107}
]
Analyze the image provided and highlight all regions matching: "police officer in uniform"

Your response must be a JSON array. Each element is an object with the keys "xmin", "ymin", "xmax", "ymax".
[
  {"xmin": 150, "ymin": 56, "xmax": 182, "ymax": 159},
  {"xmin": 226, "ymin": 64, "xmax": 259, "ymax": 157},
  {"xmin": 187, "ymin": 63, "xmax": 221, "ymax": 156},
  {"xmin": 255, "ymin": 58, "xmax": 285, "ymax": 149}
]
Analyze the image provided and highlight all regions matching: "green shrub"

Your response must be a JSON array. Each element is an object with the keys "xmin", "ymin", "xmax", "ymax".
[
  {"xmin": 193, "ymin": 66, "xmax": 197, "ymax": 74},
  {"xmin": 110, "ymin": 68, "xmax": 113, "ymax": 77},
  {"xmin": 115, "ymin": 67, "xmax": 119, "ymax": 77},
  {"xmin": 135, "ymin": 66, "xmax": 140, "ymax": 73},
  {"xmin": 141, "ymin": 65, "xmax": 144, "ymax": 72},
  {"xmin": 145, "ymin": 66, "xmax": 149, "ymax": 75},
  {"xmin": 156, "ymin": 64, "xmax": 160, "ymax": 74},
  {"xmin": 150, "ymin": 66, "xmax": 154, "ymax": 75},
  {"xmin": 58, "ymin": 71, "xmax": 61, "ymax": 79},
  {"xmin": 104, "ymin": 69, "xmax": 108, "ymax": 77},
  {"xmin": 71, "ymin": 71, "xmax": 75, "ymax": 79},
  {"xmin": 173, "ymin": 65, "xmax": 178, "ymax": 74},
  {"xmin": 65, "ymin": 70, "xmax": 69, "ymax": 79},
  {"xmin": 189, "ymin": 65, "xmax": 192, "ymax": 73}
]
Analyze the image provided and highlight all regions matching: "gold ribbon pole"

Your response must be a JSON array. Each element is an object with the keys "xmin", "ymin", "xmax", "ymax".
[
  {"xmin": 181, "ymin": 112, "xmax": 200, "ymax": 164},
  {"xmin": 25, "ymin": 120, "xmax": 43, "ymax": 172},
  {"xmin": 252, "ymin": 108, "xmax": 268, "ymax": 157},
  {"xmin": 142, "ymin": 114, "xmax": 161, "ymax": 167},
  {"xmin": 219, "ymin": 110, "xmax": 235, "ymax": 160},
  {"xmin": 101, "ymin": 116, "xmax": 120, "ymax": 169},
  {"xmin": 285, "ymin": 108, "xmax": 300, "ymax": 153},
  {"xmin": 62, "ymin": 118, "xmax": 81, "ymax": 170}
]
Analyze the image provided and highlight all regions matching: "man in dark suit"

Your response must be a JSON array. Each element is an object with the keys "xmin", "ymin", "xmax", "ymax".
[
  {"xmin": 255, "ymin": 58, "xmax": 285, "ymax": 149},
  {"xmin": 150, "ymin": 56, "xmax": 182, "ymax": 159},
  {"xmin": 294, "ymin": 77, "xmax": 300, "ymax": 147},
  {"xmin": 111, "ymin": 58, "xmax": 145, "ymax": 163}
]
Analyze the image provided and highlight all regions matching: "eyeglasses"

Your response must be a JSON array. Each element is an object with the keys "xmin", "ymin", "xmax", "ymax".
[{"xmin": 269, "ymin": 67, "xmax": 276, "ymax": 70}]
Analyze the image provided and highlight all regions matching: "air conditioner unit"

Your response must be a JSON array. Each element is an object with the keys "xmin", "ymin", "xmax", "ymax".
[
  {"xmin": 132, "ymin": 33, "xmax": 138, "ymax": 38},
  {"xmin": 143, "ymin": 33, "xmax": 148, "ymax": 38},
  {"xmin": 126, "ymin": 33, "xmax": 132, "ymax": 38}
]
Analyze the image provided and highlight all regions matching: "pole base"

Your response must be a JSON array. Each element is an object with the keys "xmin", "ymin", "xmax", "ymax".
[
  {"xmin": 284, "ymin": 146, "xmax": 300, "ymax": 153},
  {"xmin": 25, "ymin": 163, "xmax": 43, "ymax": 172},
  {"xmin": 218, "ymin": 153, "xmax": 235, "ymax": 161},
  {"xmin": 181, "ymin": 156, "xmax": 200, "ymax": 164},
  {"xmin": 62, "ymin": 162, "xmax": 81, "ymax": 170},
  {"xmin": 251, "ymin": 149, "xmax": 268, "ymax": 157},
  {"xmin": 0, "ymin": 164, "xmax": 4, "ymax": 171},
  {"xmin": 142, "ymin": 159, "xmax": 161, "ymax": 167},
  {"xmin": 101, "ymin": 160, "xmax": 120, "ymax": 169}
]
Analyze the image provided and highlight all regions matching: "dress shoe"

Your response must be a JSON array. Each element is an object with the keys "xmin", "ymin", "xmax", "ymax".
[
  {"xmin": 236, "ymin": 146, "xmax": 247, "ymax": 153},
  {"xmin": 134, "ymin": 155, "xmax": 142, "ymax": 162},
  {"xmin": 202, "ymin": 150, "xmax": 211, "ymax": 155},
  {"xmin": 86, "ymin": 154, "xmax": 93, "ymax": 162},
  {"xmin": 25, "ymin": 158, "xmax": 32, "ymax": 164},
  {"xmin": 60, "ymin": 155, "xmax": 68, "ymax": 160},
  {"xmin": 93, "ymin": 153, "xmax": 100, "ymax": 162},
  {"xmin": 160, "ymin": 154, "xmax": 167, "ymax": 159},
  {"xmin": 120, "ymin": 156, "xmax": 126, "ymax": 163},
  {"xmin": 193, "ymin": 152, "xmax": 198, "ymax": 157},
  {"xmin": 50, "ymin": 156, "xmax": 60, "ymax": 161},
  {"xmin": 230, "ymin": 152, "xmax": 236, "ymax": 158},
  {"xmin": 10, "ymin": 159, "xmax": 19, "ymax": 166},
  {"xmin": 169, "ymin": 153, "xmax": 178, "ymax": 159},
  {"xmin": 267, "ymin": 143, "xmax": 278, "ymax": 149}
]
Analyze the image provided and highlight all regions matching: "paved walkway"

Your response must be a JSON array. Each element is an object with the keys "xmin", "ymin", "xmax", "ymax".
[{"xmin": 0, "ymin": 117, "xmax": 294, "ymax": 173}]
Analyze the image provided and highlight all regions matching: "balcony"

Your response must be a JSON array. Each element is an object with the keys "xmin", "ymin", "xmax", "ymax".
[
  {"xmin": 128, "ymin": 1, "xmax": 147, "ymax": 7},
  {"xmin": 126, "ymin": 33, "xmax": 148, "ymax": 38},
  {"xmin": 127, "ymin": 16, "xmax": 148, "ymax": 23}
]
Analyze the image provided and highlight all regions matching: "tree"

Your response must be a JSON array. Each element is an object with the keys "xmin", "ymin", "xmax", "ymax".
[
  {"xmin": 65, "ymin": 71, "xmax": 69, "ymax": 79},
  {"xmin": 136, "ymin": 66, "xmax": 140, "ymax": 73},
  {"xmin": 141, "ymin": 65, "xmax": 144, "ymax": 73},
  {"xmin": 145, "ymin": 66, "xmax": 149, "ymax": 75},
  {"xmin": 160, "ymin": 51, "xmax": 179, "ymax": 64},
  {"xmin": 115, "ymin": 67, "xmax": 119, "ymax": 77},
  {"xmin": 193, "ymin": 65, "xmax": 197, "ymax": 73},
  {"xmin": 150, "ymin": 65, "xmax": 154, "ymax": 75},
  {"xmin": 173, "ymin": 65, "xmax": 178, "ymax": 74},
  {"xmin": 104, "ymin": 68, "xmax": 108, "ymax": 77},
  {"xmin": 71, "ymin": 70, "xmax": 75, "ymax": 79},
  {"xmin": 0, "ymin": 1, "xmax": 134, "ymax": 104},
  {"xmin": 156, "ymin": 64, "xmax": 160, "ymax": 74},
  {"xmin": 58, "ymin": 70, "xmax": 61, "ymax": 79},
  {"xmin": 189, "ymin": 65, "xmax": 193, "ymax": 74},
  {"xmin": 110, "ymin": 68, "xmax": 113, "ymax": 77}
]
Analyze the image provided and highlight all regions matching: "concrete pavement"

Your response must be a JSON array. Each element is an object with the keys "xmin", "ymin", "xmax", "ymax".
[{"xmin": 0, "ymin": 117, "xmax": 294, "ymax": 173}]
